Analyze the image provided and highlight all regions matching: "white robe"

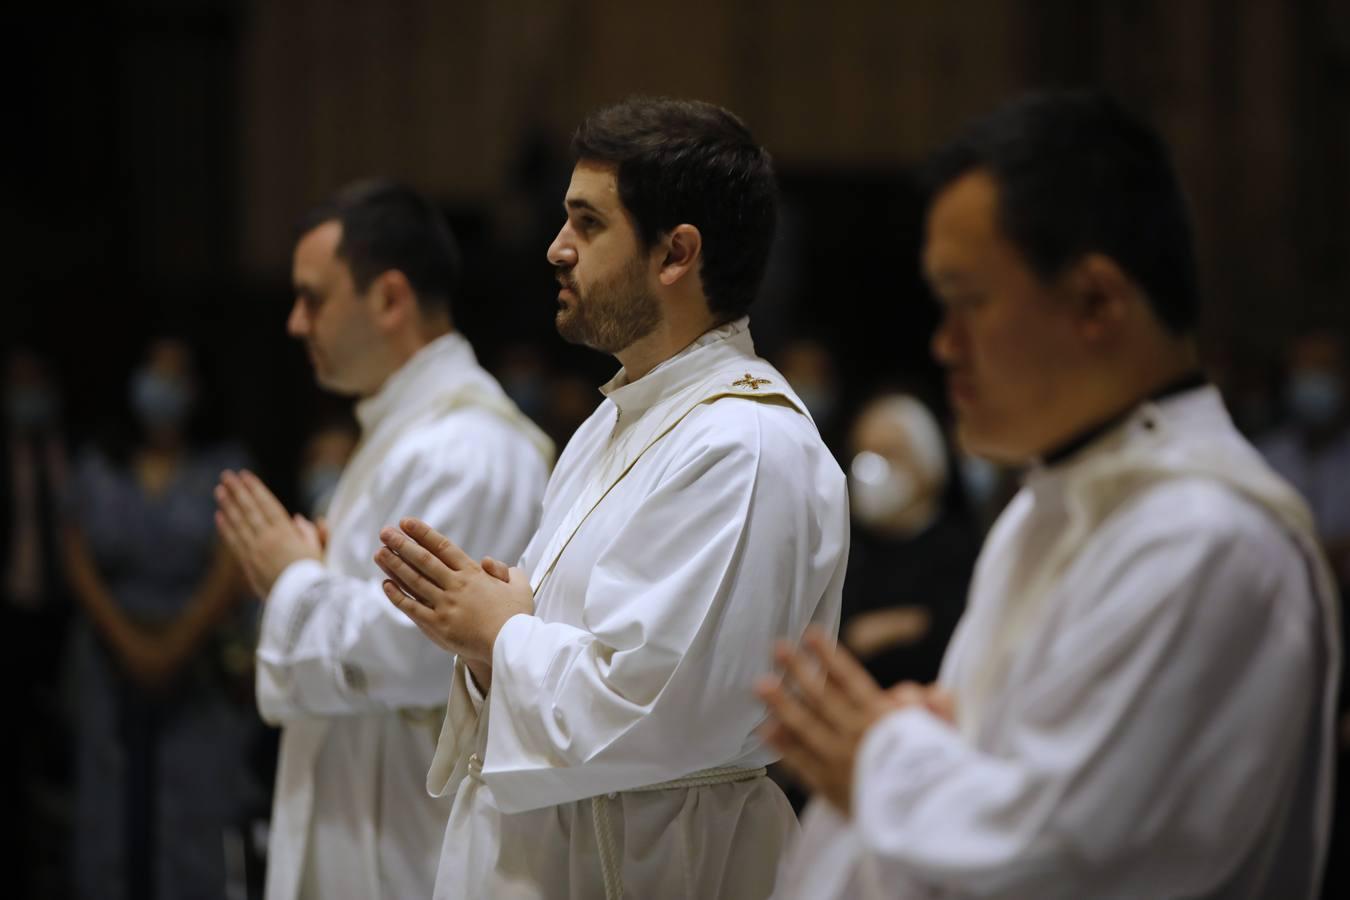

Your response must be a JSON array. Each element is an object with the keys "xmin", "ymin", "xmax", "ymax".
[
  {"xmin": 256, "ymin": 333, "xmax": 552, "ymax": 900},
  {"xmin": 776, "ymin": 386, "xmax": 1340, "ymax": 900},
  {"xmin": 426, "ymin": 318, "xmax": 849, "ymax": 899}
]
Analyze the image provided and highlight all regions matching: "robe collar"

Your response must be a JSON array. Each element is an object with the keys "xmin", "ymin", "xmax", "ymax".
[
  {"xmin": 1036, "ymin": 371, "xmax": 1210, "ymax": 468},
  {"xmin": 598, "ymin": 317, "xmax": 754, "ymax": 420},
  {"xmin": 1027, "ymin": 381, "xmax": 1227, "ymax": 485},
  {"xmin": 354, "ymin": 332, "xmax": 476, "ymax": 434}
]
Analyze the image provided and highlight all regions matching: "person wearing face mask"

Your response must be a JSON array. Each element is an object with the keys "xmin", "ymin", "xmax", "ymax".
[
  {"xmin": 1259, "ymin": 330, "xmax": 1350, "ymax": 584},
  {"xmin": 1259, "ymin": 330, "xmax": 1350, "ymax": 895},
  {"xmin": 840, "ymin": 394, "xmax": 979, "ymax": 688},
  {"xmin": 295, "ymin": 418, "xmax": 358, "ymax": 520},
  {"xmin": 62, "ymin": 337, "xmax": 256, "ymax": 900},
  {"xmin": 2, "ymin": 347, "xmax": 73, "ymax": 896}
]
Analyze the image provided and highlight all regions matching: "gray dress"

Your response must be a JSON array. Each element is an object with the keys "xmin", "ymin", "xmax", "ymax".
[{"xmin": 69, "ymin": 444, "xmax": 256, "ymax": 900}]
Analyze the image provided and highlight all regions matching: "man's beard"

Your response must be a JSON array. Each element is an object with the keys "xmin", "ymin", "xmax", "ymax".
[{"xmin": 555, "ymin": 255, "xmax": 661, "ymax": 354}]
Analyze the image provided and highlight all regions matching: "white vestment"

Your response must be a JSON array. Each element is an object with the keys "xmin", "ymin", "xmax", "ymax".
[
  {"xmin": 256, "ymin": 333, "xmax": 552, "ymax": 900},
  {"xmin": 776, "ymin": 386, "xmax": 1340, "ymax": 900},
  {"xmin": 426, "ymin": 318, "xmax": 849, "ymax": 899}
]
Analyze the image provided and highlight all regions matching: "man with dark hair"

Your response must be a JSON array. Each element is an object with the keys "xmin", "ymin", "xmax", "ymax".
[
  {"xmin": 215, "ymin": 179, "xmax": 552, "ymax": 900},
  {"xmin": 762, "ymin": 91, "xmax": 1338, "ymax": 898},
  {"xmin": 374, "ymin": 98, "xmax": 847, "ymax": 899}
]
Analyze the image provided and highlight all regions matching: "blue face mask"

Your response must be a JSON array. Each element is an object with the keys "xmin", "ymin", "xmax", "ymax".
[
  {"xmin": 130, "ymin": 369, "xmax": 193, "ymax": 430},
  {"xmin": 1285, "ymin": 371, "xmax": 1344, "ymax": 428}
]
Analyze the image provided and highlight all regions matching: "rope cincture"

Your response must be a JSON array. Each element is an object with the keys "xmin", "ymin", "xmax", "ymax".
[{"xmin": 590, "ymin": 765, "xmax": 768, "ymax": 900}]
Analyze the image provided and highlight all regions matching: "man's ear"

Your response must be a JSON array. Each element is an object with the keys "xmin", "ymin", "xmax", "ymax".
[
  {"xmin": 370, "ymin": 269, "xmax": 418, "ymax": 330},
  {"xmin": 1067, "ymin": 253, "xmax": 1133, "ymax": 344},
  {"xmin": 657, "ymin": 224, "xmax": 702, "ymax": 287}
]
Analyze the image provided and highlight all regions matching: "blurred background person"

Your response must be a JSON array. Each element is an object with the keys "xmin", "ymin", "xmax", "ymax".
[
  {"xmin": 294, "ymin": 416, "xmax": 357, "ymax": 520},
  {"xmin": 776, "ymin": 338, "xmax": 845, "ymax": 450},
  {"xmin": 63, "ymin": 337, "xmax": 255, "ymax": 900},
  {"xmin": 1259, "ymin": 328, "xmax": 1350, "ymax": 894},
  {"xmin": 3, "ymin": 347, "xmax": 73, "ymax": 898},
  {"xmin": 1260, "ymin": 329, "xmax": 1350, "ymax": 585},
  {"xmin": 841, "ymin": 393, "xmax": 979, "ymax": 686}
]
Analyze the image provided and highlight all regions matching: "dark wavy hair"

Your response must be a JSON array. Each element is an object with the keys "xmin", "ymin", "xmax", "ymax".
[{"xmin": 572, "ymin": 97, "xmax": 778, "ymax": 320}]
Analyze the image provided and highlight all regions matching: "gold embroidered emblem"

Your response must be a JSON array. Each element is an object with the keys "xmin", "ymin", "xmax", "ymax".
[{"xmin": 732, "ymin": 373, "xmax": 772, "ymax": 391}]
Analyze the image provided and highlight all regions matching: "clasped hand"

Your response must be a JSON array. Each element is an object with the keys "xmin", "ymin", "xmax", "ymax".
[
  {"xmin": 374, "ymin": 517, "xmax": 533, "ymax": 668},
  {"xmin": 215, "ymin": 470, "xmax": 325, "ymax": 598},
  {"xmin": 756, "ymin": 626, "xmax": 955, "ymax": 815}
]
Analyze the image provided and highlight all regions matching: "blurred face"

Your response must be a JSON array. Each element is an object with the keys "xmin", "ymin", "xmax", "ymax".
[
  {"xmin": 131, "ymin": 338, "xmax": 198, "ymax": 437},
  {"xmin": 546, "ymin": 161, "xmax": 661, "ymax": 354},
  {"xmin": 288, "ymin": 220, "xmax": 384, "ymax": 396},
  {"xmin": 924, "ymin": 170, "xmax": 1085, "ymax": 463}
]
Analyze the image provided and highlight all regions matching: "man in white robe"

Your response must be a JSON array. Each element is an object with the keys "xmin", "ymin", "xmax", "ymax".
[
  {"xmin": 215, "ymin": 180, "xmax": 551, "ymax": 900},
  {"xmin": 762, "ymin": 91, "xmax": 1339, "ymax": 899},
  {"xmin": 374, "ymin": 98, "xmax": 848, "ymax": 899}
]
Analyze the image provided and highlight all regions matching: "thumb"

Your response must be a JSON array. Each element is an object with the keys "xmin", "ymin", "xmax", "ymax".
[
  {"xmin": 481, "ymin": 557, "xmax": 511, "ymax": 582},
  {"xmin": 316, "ymin": 517, "xmax": 330, "ymax": 547}
]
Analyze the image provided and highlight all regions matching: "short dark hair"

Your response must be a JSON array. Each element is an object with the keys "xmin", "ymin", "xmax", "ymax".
[
  {"xmin": 572, "ymin": 97, "xmax": 778, "ymax": 320},
  {"xmin": 925, "ymin": 90, "xmax": 1200, "ymax": 335},
  {"xmin": 298, "ymin": 179, "xmax": 462, "ymax": 317}
]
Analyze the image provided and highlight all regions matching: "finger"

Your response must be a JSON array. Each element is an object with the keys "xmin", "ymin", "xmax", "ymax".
[
  {"xmin": 240, "ymin": 470, "xmax": 291, "ymax": 525},
  {"xmin": 317, "ymin": 518, "xmax": 330, "ymax": 547},
  {"xmin": 773, "ymin": 641, "xmax": 842, "ymax": 727},
  {"xmin": 215, "ymin": 486, "xmax": 256, "ymax": 547},
  {"xmin": 481, "ymin": 557, "xmax": 510, "ymax": 583},
  {"xmin": 804, "ymin": 627, "xmax": 885, "ymax": 709},
  {"xmin": 221, "ymin": 471, "xmax": 268, "ymax": 529},
  {"xmin": 756, "ymin": 673, "xmax": 845, "ymax": 763},
  {"xmin": 215, "ymin": 510, "xmax": 248, "ymax": 557},
  {"xmin": 293, "ymin": 514, "xmax": 320, "ymax": 548},
  {"xmin": 373, "ymin": 546, "xmax": 444, "ymax": 605},
  {"xmin": 382, "ymin": 578, "xmax": 438, "ymax": 628},
  {"xmin": 400, "ymin": 518, "xmax": 475, "ymax": 571},
  {"xmin": 379, "ymin": 527, "xmax": 452, "ymax": 590}
]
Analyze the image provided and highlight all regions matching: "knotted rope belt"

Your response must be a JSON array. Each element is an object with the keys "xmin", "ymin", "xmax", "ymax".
[{"xmin": 590, "ymin": 765, "xmax": 768, "ymax": 900}]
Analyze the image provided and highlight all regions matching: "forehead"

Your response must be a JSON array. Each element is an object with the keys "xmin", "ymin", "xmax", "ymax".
[
  {"xmin": 294, "ymin": 220, "xmax": 343, "ymax": 273},
  {"xmin": 922, "ymin": 169, "xmax": 1005, "ymax": 273},
  {"xmin": 565, "ymin": 160, "xmax": 623, "ymax": 212}
]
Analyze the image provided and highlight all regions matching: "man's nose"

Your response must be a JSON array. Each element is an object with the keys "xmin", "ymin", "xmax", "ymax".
[
  {"xmin": 547, "ymin": 225, "xmax": 576, "ymax": 268},
  {"xmin": 286, "ymin": 299, "xmax": 309, "ymax": 338}
]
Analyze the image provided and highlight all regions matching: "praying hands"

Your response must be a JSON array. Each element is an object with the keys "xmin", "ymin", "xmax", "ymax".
[
  {"xmin": 374, "ymin": 517, "xmax": 533, "ymax": 680},
  {"xmin": 215, "ymin": 469, "xmax": 325, "ymax": 597},
  {"xmin": 756, "ymin": 626, "xmax": 955, "ymax": 815}
]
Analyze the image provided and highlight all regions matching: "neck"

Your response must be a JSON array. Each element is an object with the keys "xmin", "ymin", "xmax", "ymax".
[
  {"xmin": 1038, "ymin": 343, "xmax": 1201, "ymax": 462},
  {"xmin": 615, "ymin": 308, "xmax": 722, "ymax": 382},
  {"xmin": 361, "ymin": 324, "xmax": 452, "ymax": 399}
]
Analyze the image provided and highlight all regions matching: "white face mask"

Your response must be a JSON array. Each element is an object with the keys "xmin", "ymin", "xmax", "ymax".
[{"xmin": 849, "ymin": 450, "xmax": 920, "ymax": 529}]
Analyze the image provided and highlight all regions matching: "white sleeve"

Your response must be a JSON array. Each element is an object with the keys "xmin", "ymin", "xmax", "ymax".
[
  {"xmin": 256, "ymin": 420, "xmax": 545, "ymax": 722},
  {"xmin": 848, "ymin": 503, "xmax": 1321, "ymax": 898},
  {"xmin": 481, "ymin": 408, "xmax": 848, "ymax": 814}
]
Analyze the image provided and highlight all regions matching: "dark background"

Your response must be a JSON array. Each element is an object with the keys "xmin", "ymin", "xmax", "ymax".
[{"xmin": 9, "ymin": 0, "xmax": 1349, "ymax": 498}]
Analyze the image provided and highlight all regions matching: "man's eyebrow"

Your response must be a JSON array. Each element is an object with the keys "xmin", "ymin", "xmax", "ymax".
[{"xmin": 564, "ymin": 198, "xmax": 603, "ymax": 216}]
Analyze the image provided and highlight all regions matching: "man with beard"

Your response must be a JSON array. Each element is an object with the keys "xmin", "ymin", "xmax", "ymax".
[
  {"xmin": 214, "ymin": 180, "xmax": 552, "ymax": 900},
  {"xmin": 374, "ymin": 98, "xmax": 848, "ymax": 899}
]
